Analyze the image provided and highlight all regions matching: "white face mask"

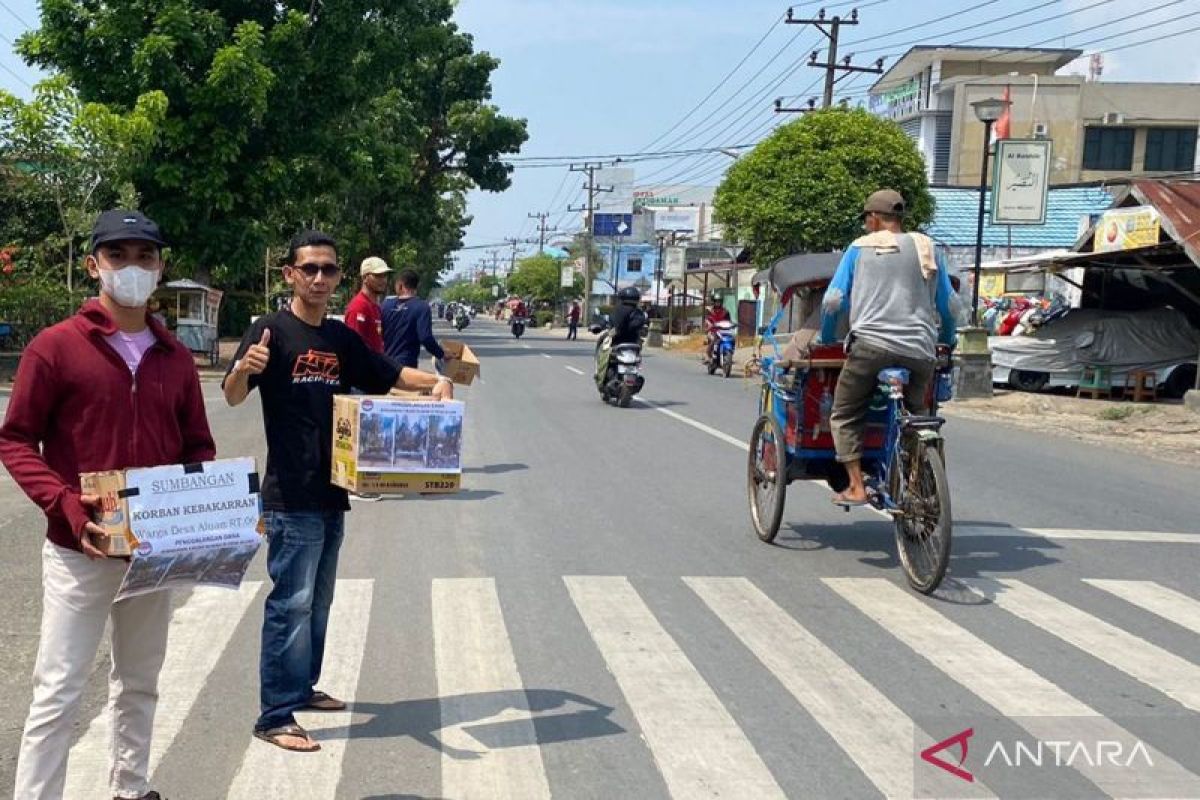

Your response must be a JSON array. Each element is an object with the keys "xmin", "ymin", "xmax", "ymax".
[{"xmin": 99, "ymin": 265, "xmax": 160, "ymax": 308}]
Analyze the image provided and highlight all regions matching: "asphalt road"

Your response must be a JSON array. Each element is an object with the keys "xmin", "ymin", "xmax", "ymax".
[{"xmin": 1, "ymin": 318, "xmax": 1198, "ymax": 799}]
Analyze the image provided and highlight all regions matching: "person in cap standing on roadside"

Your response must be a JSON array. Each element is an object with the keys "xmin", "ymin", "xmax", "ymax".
[
  {"xmin": 0, "ymin": 210, "xmax": 215, "ymax": 800},
  {"xmin": 343, "ymin": 257, "xmax": 391, "ymax": 354},
  {"xmin": 223, "ymin": 230, "xmax": 452, "ymax": 754},
  {"xmin": 818, "ymin": 189, "xmax": 957, "ymax": 507}
]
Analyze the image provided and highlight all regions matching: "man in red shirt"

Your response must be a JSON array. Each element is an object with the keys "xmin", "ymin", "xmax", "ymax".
[
  {"xmin": 703, "ymin": 298, "xmax": 731, "ymax": 363},
  {"xmin": 343, "ymin": 256, "xmax": 391, "ymax": 353},
  {"xmin": 0, "ymin": 209, "xmax": 215, "ymax": 800}
]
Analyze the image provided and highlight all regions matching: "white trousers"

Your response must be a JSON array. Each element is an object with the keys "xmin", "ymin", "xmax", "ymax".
[{"xmin": 13, "ymin": 541, "xmax": 171, "ymax": 800}]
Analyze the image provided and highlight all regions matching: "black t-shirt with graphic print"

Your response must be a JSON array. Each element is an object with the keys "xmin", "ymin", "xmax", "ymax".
[{"xmin": 227, "ymin": 308, "xmax": 400, "ymax": 511}]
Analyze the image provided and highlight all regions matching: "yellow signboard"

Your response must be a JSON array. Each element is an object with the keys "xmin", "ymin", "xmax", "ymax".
[{"xmin": 1093, "ymin": 206, "xmax": 1161, "ymax": 252}]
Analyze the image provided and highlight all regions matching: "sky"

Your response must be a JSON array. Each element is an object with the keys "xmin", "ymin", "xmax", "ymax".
[{"xmin": 3, "ymin": 0, "xmax": 1199, "ymax": 278}]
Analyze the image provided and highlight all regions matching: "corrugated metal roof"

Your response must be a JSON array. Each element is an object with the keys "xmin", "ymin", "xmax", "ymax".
[
  {"xmin": 924, "ymin": 185, "xmax": 1114, "ymax": 248},
  {"xmin": 1130, "ymin": 180, "xmax": 1200, "ymax": 268}
]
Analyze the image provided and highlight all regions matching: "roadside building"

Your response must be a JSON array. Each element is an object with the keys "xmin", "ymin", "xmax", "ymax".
[{"xmin": 868, "ymin": 46, "xmax": 1200, "ymax": 186}]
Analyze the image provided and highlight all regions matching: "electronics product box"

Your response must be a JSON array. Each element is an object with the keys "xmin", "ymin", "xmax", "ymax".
[
  {"xmin": 332, "ymin": 395, "xmax": 464, "ymax": 495},
  {"xmin": 440, "ymin": 340, "xmax": 480, "ymax": 385}
]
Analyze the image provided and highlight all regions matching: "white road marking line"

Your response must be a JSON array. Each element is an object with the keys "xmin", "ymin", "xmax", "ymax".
[
  {"xmin": 957, "ymin": 526, "xmax": 1200, "ymax": 544},
  {"xmin": 65, "ymin": 583, "xmax": 262, "ymax": 796},
  {"xmin": 434, "ymin": 578, "xmax": 551, "ymax": 800},
  {"xmin": 825, "ymin": 577, "xmax": 1200, "ymax": 798},
  {"xmin": 541, "ymin": 353, "xmax": 552, "ymax": 359},
  {"xmin": 565, "ymin": 366, "xmax": 584, "ymax": 376},
  {"xmin": 1084, "ymin": 579, "xmax": 1200, "ymax": 636},
  {"xmin": 228, "ymin": 579, "xmax": 374, "ymax": 799},
  {"xmin": 966, "ymin": 578, "xmax": 1200, "ymax": 713},
  {"xmin": 521, "ymin": 344, "xmax": 532, "ymax": 350},
  {"xmin": 565, "ymin": 576, "xmax": 786, "ymax": 800},
  {"xmin": 686, "ymin": 577, "xmax": 996, "ymax": 799},
  {"xmin": 632, "ymin": 397, "xmax": 750, "ymax": 450}
]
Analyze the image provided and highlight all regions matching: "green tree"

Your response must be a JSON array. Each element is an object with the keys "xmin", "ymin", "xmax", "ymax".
[
  {"xmin": 506, "ymin": 252, "xmax": 581, "ymax": 305},
  {"xmin": 440, "ymin": 279, "xmax": 494, "ymax": 307},
  {"xmin": 713, "ymin": 108, "xmax": 933, "ymax": 265},
  {"xmin": 16, "ymin": 0, "xmax": 526, "ymax": 289},
  {"xmin": 0, "ymin": 76, "xmax": 167, "ymax": 290}
]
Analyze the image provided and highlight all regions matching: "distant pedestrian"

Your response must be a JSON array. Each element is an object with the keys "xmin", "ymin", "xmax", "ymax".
[
  {"xmin": 381, "ymin": 269, "xmax": 447, "ymax": 369},
  {"xmin": 566, "ymin": 300, "xmax": 581, "ymax": 340},
  {"xmin": 343, "ymin": 256, "xmax": 392, "ymax": 353},
  {"xmin": 223, "ymin": 230, "xmax": 452, "ymax": 754},
  {"xmin": 0, "ymin": 209, "xmax": 215, "ymax": 800}
]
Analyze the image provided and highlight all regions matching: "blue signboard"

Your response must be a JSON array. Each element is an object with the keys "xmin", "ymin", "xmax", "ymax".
[{"xmin": 592, "ymin": 213, "xmax": 634, "ymax": 237}]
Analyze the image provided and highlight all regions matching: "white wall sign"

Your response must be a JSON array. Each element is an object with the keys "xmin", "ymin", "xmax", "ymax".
[
  {"xmin": 991, "ymin": 139, "xmax": 1052, "ymax": 226},
  {"xmin": 653, "ymin": 208, "xmax": 698, "ymax": 232},
  {"xmin": 596, "ymin": 167, "xmax": 636, "ymax": 214},
  {"xmin": 664, "ymin": 246, "xmax": 686, "ymax": 280},
  {"xmin": 560, "ymin": 263, "xmax": 575, "ymax": 288}
]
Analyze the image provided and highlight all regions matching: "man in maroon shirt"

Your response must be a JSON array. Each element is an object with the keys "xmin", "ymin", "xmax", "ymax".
[
  {"xmin": 0, "ymin": 210, "xmax": 215, "ymax": 800},
  {"xmin": 343, "ymin": 256, "xmax": 391, "ymax": 353}
]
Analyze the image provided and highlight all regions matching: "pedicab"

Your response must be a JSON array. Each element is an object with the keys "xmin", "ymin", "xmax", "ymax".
[
  {"xmin": 748, "ymin": 253, "xmax": 954, "ymax": 594},
  {"xmin": 155, "ymin": 279, "xmax": 223, "ymax": 366}
]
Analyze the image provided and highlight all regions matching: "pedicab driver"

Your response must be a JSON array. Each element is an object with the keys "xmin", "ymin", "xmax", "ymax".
[{"xmin": 817, "ymin": 189, "xmax": 957, "ymax": 506}]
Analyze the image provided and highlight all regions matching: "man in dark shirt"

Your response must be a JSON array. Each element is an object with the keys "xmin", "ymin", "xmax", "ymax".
[
  {"xmin": 381, "ymin": 269, "xmax": 445, "ymax": 369},
  {"xmin": 223, "ymin": 231, "xmax": 452, "ymax": 754}
]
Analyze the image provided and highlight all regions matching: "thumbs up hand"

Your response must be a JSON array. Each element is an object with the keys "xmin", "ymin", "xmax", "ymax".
[{"xmin": 239, "ymin": 327, "xmax": 272, "ymax": 376}]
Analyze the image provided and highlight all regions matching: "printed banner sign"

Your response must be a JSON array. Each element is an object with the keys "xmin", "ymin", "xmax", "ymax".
[
  {"xmin": 991, "ymin": 139, "xmax": 1052, "ymax": 226},
  {"xmin": 1093, "ymin": 206, "xmax": 1161, "ymax": 252},
  {"xmin": 116, "ymin": 457, "xmax": 262, "ymax": 600}
]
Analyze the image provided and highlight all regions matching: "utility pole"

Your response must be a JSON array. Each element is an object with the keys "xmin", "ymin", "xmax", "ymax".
[
  {"xmin": 568, "ymin": 162, "xmax": 613, "ymax": 319},
  {"xmin": 785, "ymin": 6, "xmax": 883, "ymax": 108},
  {"xmin": 527, "ymin": 212, "xmax": 558, "ymax": 251},
  {"xmin": 504, "ymin": 237, "xmax": 522, "ymax": 275}
]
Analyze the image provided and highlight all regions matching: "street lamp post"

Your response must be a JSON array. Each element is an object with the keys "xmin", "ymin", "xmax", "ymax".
[{"xmin": 969, "ymin": 97, "xmax": 1010, "ymax": 325}]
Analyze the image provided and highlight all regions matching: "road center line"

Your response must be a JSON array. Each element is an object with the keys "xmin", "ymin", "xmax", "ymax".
[
  {"xmin": 565, "ymin": 366, "xmax": 584, "ymax": 376},
  {"xmin": 633, "ymin": 397, "xmax": 749, "ymax": 450}
]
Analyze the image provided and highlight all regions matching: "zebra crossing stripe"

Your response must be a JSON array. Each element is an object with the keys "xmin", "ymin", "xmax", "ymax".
[
  {"xmin": 1084, "ymin": 579, "xmax": 1200, "ymax": 636},
  {"xmin": 966, "ymin": 578, "xmax": 1200, "ymax": 713},
  {"xmin": 64, "ymin": 582, "xmax": 262, "ymax": 797},
  {"xmin": 434, "ymin": 577, "xmax": 551, "ymax": 800},
  {"xmin": 956, "ymin": 526, "xmax": 1200, "ymax": 544},
  {"xmin": 565, "ymin": 576, "xmax": 787, "ymax": 800},
  {"xmin": 826, "ymin": 577, "xmax": 1200, "ymax": 799},
  {"xmin": 226, "ymin": 579, "xmax": 374, "ymax": 799},
  {"xmin": 687, "ymin": 577, "xmax": 1000, "ymax": 798}
]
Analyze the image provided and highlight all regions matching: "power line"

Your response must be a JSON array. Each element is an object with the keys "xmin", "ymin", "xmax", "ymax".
[
  {"xmin": 0, "ymin": 0, "xmax": 33, "ymax": 30},
  {"xmin": 503, "ymin": 142, "xmax": 758, "ymax": 167},
  {"xmin": 0, "ymin": 59, "xmax": 32, "ymax": 90},
  {"xmin": 638, "ymin": 10, "xmax": 785, "ymax": 152}
]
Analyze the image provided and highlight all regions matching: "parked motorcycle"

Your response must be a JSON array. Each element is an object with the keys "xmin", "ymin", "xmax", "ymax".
[
  {"xmin": 707, "ymin": 320, "xmax": 737, "ymax": 378},
  {"xmin": 511, "ymin": 316, "xmax": 527, "ymax": 339},
  {"xmin": 590, "ymin": 323, "xmax": 645, "ymax": 408}
]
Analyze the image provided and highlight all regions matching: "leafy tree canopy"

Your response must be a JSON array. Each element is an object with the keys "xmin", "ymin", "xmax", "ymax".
[
  {"xmin": 713, "ymin": 108, "xmax": 933, "ymax": 265},
  {"xmin": 16, "ymin": 0, "xmax": 527, "ymax": 291},
  {"xmin": 506, "ymin": 252, "xmax": 581, "ymax": 305}
]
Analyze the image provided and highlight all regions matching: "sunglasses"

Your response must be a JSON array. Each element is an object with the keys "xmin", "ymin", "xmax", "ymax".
[{"xmin": 292, "ymin": 262, "xmax": 341, "ymax": 278}]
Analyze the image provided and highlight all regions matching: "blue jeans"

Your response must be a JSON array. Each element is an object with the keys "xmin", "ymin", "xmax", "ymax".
[{"xmin": 256, "ymin": 511, "xmax": 345, "ymax": 732}]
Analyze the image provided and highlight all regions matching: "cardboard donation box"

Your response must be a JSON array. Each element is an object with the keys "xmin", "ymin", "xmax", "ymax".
[
  {"xmin": 332, "ymin": 395, "xmax": 464, "ymax": 495},
  {"xmin": 82, "ymin": 458, "xmax": 263, "ymax": 599},
  {"xmin": 440, "ymin": 340, "xmax": 480, "ymax": 385},
  {"xmin": 79, "ymin": 470, "xmax": 135, "ymax": 557}
]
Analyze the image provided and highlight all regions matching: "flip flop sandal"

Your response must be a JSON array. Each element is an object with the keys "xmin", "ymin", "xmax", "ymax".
[
  {"xmin": 304, "ymin": 690, "xmax": 346, "ymax": 711},
  {"xmin": 831, "ymin": 493, "xmax": 870, "ymax": 508},
  {"xmin": 253, "ymin": 723, "xmax": 321, "ymax": 752}
]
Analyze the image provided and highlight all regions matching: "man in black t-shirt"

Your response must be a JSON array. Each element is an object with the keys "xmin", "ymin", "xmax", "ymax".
[{"xmin": 223, "ymin": 230, "xmax": 452, "ymax": 754}]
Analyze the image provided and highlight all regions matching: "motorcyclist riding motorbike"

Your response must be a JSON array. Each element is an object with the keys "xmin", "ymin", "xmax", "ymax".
[
  {"xmin": 703, "ymin": 298, "xmax": 731, "ymax": 363},
  {"xmin": 593, "ymin": 286, "xmax": 647, "ymax": 406}
]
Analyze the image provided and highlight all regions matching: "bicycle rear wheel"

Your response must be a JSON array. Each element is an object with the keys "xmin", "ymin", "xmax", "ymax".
[
  {"xmin": 748, "ymin": 414, "xmax": 787, "ymax": 543},
  {"xmin": 892, "ymin": 439, "xmax": 952, "ymax": 594}
]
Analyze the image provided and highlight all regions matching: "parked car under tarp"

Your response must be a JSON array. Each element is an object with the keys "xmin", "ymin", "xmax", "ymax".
[{"xmin": 991, "ymin": 307, "xmax": 1199, "ymax": 396}]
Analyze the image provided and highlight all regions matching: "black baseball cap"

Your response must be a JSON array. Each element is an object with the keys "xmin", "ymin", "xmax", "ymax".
[{"xmin": 90, "ymin": 209, "xmax": 168, "ymax": 252}]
